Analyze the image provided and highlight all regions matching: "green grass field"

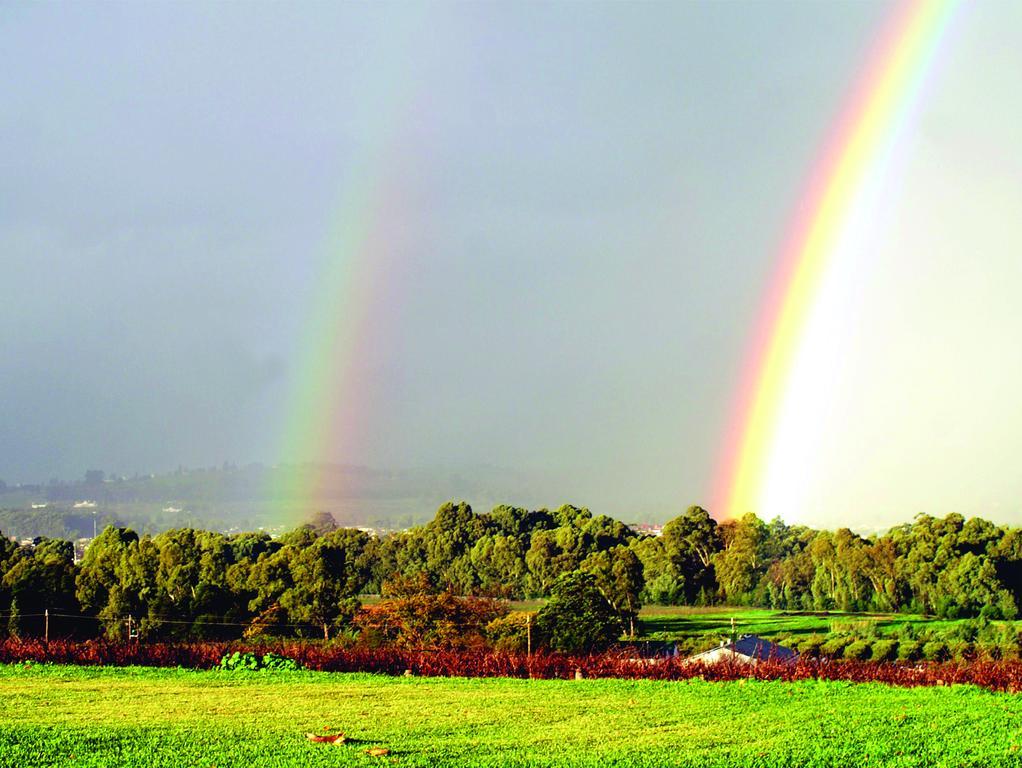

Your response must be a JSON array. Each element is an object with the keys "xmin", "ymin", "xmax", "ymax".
[
  {"xmin": 635, "ymin": 606, "xmax": 989, "ymax": 644},
  {"xmin": 2, "ymin": 664, "xmax": 1021, "ymax": 767},
  {"xmin": 504, "ymin": 603, "xmax": 983, "ymax": 644}
]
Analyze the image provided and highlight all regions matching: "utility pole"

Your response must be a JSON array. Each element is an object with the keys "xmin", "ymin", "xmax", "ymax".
[
  {"xmin": 44, "ymin": 609, "xmax": 49, "ymax": 643},
  {"xmin": 526, "ymin": 614, "xmax": 532, "ymax": 657}
]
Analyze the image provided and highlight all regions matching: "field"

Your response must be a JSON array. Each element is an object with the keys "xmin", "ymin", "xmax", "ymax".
[
  {"xmin": 635, "ymin": 606, "xmax": 988, "ymax": 644},
  {"xmin": 3, "ymin": 665, "xmax": 1022, "ymax": 767}
]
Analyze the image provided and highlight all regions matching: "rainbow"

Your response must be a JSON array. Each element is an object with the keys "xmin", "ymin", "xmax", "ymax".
[
  {"xmin": 268, "ymin": 12, "xmax": 431, "ymax": 519},
  {"xmin": 272, "ymin": 132, "xmax": 420, "ymax": 515},
  {"xmin": 713, "ymin": 0, "xmax": 964, "ymax": 521}
]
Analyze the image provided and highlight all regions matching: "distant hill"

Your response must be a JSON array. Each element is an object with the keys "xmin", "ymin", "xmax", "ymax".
[{"xmin": 0, "ymin": 463, "xmax": 559, "ymax": 539}]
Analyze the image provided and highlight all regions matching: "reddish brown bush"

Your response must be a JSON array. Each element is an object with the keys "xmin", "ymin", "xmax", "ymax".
[
  {"xmin": 353, "ymin": 591, "xmax": 508, "ymax": 649},
  {"xmin": 5, "ymin": 638, "xmax": 1022, "ymax": 693}
]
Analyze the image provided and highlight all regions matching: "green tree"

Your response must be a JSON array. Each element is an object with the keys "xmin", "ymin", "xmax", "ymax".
[
  {"xmin": 280, "ymin": 529, "xmax": 372, "ymax": 638},
  {"xmin": 581, "ymin": 545, "xmax": 644, "ymax": 636},
  {"xmin": 713, "ymin": 513, "xmax": 767, "ymax": 603},
  {"xmin": 534, "ymin": 571, "xmax": 622, "ymax": 653}
]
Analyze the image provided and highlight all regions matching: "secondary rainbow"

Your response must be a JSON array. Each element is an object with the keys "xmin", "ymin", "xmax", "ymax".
[{"xmin": 713, "ymin": 0, "xmax": 964, "ymax": 521}]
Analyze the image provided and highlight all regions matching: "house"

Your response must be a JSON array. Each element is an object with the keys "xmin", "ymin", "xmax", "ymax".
[{"xmin": 687, "ymin": 634, "xmax": 798, "ymax": 665}]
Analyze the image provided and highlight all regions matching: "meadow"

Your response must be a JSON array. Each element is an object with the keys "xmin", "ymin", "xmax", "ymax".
[
  {"xmin": 2, "ymin": 664, "xmax": 1021, "ymax": 767},
  {"xmin": 635, "ymin": 606, "xmax": 972, "ymax": 643}
]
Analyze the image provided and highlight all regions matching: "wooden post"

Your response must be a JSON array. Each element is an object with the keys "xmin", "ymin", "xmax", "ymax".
[
  {"xmin": 526, "ymin": 614, "xmax": 532, "ymax": 657},
  {"xmin": 323, "ymin": 622, "xmax": 329, "ymax": 640},
  {"xmin": 44, "ymin": 609, "xmax": 49, "ymax": 643}
]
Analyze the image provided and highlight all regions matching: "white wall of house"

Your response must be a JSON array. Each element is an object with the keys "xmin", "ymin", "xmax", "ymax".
[{"xmin": 689, "ymin": 647, "xmax": 756, "ymax": 665}]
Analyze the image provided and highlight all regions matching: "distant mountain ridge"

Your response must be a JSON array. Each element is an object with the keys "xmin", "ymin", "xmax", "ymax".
[{"xmin": 0, "ymin": 463, "xmax": 564, "ymax": 539}]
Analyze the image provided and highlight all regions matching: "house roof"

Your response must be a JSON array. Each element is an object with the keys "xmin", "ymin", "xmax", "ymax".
[
  {"xmin": 728, "ymin": 635, "xmax": 798, "ymax": 662},
  {"xmin": 688, "ymin": 634, "xmax": 798, "ymax": 663}
]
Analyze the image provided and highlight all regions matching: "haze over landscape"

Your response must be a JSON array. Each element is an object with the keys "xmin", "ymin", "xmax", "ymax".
[{"xmin": 3, "ymin": 1, "xmax": 1022, "ymax": 529}]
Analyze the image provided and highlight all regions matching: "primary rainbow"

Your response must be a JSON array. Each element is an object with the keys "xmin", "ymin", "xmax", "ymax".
[
  {"xmin": 713, "ymin": 0, "xmax": 963, "ymax": 521},
  {"xmin": 271, "ymin": 120, "xmax": 419, "ymax": 516},
  {"xmin": 271, "ymin": 154, "xmax": 400, "ymax": 513}
]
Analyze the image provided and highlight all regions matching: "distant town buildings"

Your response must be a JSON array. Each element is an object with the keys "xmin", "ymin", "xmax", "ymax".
[{"xmin": 629, "ymin": 523, "xmax": 663, "ymax": 537}]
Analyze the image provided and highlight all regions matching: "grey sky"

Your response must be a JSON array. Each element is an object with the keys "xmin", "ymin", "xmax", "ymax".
[{"xmin": 3, "ymin": 1, "xmax": 1019, "ymax": 526}]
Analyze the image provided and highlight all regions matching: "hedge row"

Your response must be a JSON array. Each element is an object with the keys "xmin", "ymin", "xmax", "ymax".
[{"xmin": 5, "ymin": 638, "xmax": 1022, "ymax": 691}]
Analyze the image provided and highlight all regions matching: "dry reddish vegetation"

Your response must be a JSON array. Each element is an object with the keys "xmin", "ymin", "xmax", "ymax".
[{"xmin": 5, "ymin": 638, "xmax": 1022, "ymax": 692}]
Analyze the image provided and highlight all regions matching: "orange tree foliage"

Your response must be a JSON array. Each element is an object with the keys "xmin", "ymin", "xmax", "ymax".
[{"xmin": 353, "ymin": 574, "xmax": 508, "ymax": 648}]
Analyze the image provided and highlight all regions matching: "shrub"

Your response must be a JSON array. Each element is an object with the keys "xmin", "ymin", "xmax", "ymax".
[
  {"xmin": 795, "ymin": 634, "xmax": 825, "ymax": 657},
  {"xmin": 996, "ymin": 628, "xmax": 1022, "ymax": 660},
  {"xmin": 921, "ymin": 641, "xmax": 949, "ymax": 662},
  {"xmin": 219, "ymin": 651, "xmax": 261, "ymax": 671},
  {"xmin": 243, "ymin": 603, "xmax": 290, "ymax": 640},
  {"xmin": 870, "ymin": 639, "xmax": 898, "ymax": 662},
  {"xmin": 976, "ymin": 642, "xmax": 1000, "ymax": 661},
  {"xmin": 948, "ymin": 641, "xmax": 973, "ymax": 661},
  {"xmin": 218, "ymin": 651, "xmax": 303, "ymax": 672},
  {"xmin": 897, "ymin": 640, "xmax": 921, "ymax": 661},
  {"xmin": 486, "ymin": 612, "xmax": 534, "ymax": 653},
  {"xmin": 843, "ymin": 640, "xmax": 872, "ymax": 661},
  {"xmin": 353, "ymin": 586, "xmax": 508, "ymax": 649},
  {"xmin": 819, "ymin": 635, "xmax": 852, "ymax": 658},
  {"xmin": 9, "ymin": 638, "xmax": 1022, "ymax": 692}
]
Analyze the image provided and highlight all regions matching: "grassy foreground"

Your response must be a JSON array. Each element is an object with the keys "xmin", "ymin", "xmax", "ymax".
[{"xmin": 2, "ymin": 665, "xmax": 1021, "ymax": 767}]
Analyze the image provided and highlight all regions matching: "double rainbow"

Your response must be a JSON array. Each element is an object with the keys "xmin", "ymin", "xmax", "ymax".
[{"xmin": 713, "ymin": 0, "xmax": 964, "ymax": 521}]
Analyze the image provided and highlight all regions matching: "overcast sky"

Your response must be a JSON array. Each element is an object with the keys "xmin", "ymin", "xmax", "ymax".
[{"xmin": 3, "ymin": 1, "xmax": 1020, "ymax": 528}]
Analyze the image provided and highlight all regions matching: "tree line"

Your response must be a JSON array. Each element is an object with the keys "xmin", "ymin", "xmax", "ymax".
[{"xmin": 1, "ymin": 502, "xmax": 1020, "ymax": 641}]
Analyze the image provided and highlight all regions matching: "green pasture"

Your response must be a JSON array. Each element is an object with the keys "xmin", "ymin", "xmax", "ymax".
[
  {"xmin": 2, "ymin": 664, "xmax": 1021, "ymax": 767},
  {"xmin": 635, "ymin": 606, "xmax": 988, "ymax": 644}
]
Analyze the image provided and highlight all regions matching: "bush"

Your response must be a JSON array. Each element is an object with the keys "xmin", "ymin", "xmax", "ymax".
[
  {"xmin": 795, "ymin": 634, "xmax": 825, "ymax": 657},
  {"xmin": 353, "ymin": 585, "xmax": 508, "ymax": 649},
  {"xmin": 948, "ymin": 641, "xmax": 973, "ymax": 661},
  {"xmin": 819, "ymin": 635, "xmax": 853, "ymax": 658},
  {"xmin": 897, "ymin": 640, "xmax": 921, "ymax": 661},
  {"xmin": 921, "ymin": 641, "xmax": 949, "ymax": 662},
  {"xmin": 996, "ymin": 628, "xmax": 1022, "ymax": 660},
  {"xmin": 486, "ymin": 612, "xmax": 534, "ymax": 653},
  {"xmin": 218, "ymin": 651, "xmax": 303, "ymax": 672},
  {"xmin": 9, "ymin": 638, "xmax": 1022, "ymax": 692},
  {"xmin": 843, "ymin": 640, "xmax": 872, "ymax": 661},
  {"xmin": 870, "ymin": 639, "xmax": 899, "ymax": 662}
]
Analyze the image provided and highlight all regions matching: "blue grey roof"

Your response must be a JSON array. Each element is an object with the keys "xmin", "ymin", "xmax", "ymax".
[{"xmin": 728, "ymin": 635, "xmax": 798, "ymax": 662}]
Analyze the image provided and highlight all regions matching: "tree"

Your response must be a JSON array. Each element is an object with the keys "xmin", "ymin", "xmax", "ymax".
[
  {"xmin": 713, "ymin": 513, "xmax": 767, "ymax": 603},
  {"xmin": 76, "ymin": 526, "xmax": 141, "ymax": 637},
  {"xmin": 4, "ymin": 538, "xmax": 78, "ymax": 637},
  {"xmin": 534, "ymin": 571, "xmax": 622, "ymax": 653},
  {"xmin": 660, "ymin": 505, "xmax": 719, "ymax": 602},
  {"xmin": 631, "ymin": 536, "xmax": 685, "ymax": 605},
  {"xmin": 280, "ymin": 529, "xmax": 372, "ymax": 638},
  {"xmin": 581, "ymin": 546, "xmax": 645, "ymax": 636},
  {"xmin": 355, "ymin": 573, "xmax": 507, "ymax": 648}
]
